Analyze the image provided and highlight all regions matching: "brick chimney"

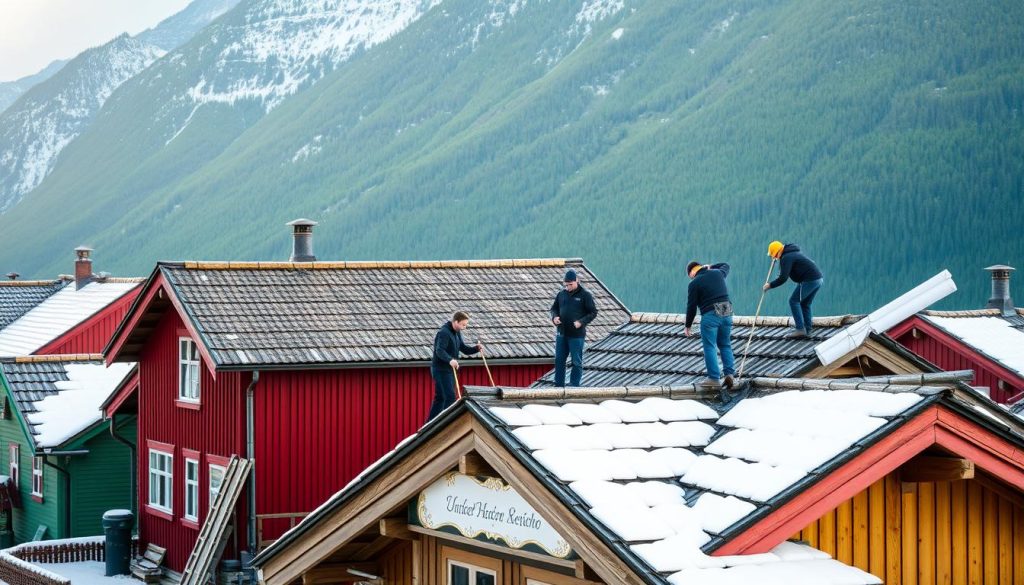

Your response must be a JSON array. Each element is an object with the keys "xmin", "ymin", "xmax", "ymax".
[
  {"xmin": 75, "ymin": 246, "xmax": 94, "ymax": 290},
  {"xmin": 984, "ymin": 265, "xmax": 1015, "ymax": 316},
  {"xmin": 287, "ymin": 219, "xmax": 318, "ymax": 262}
]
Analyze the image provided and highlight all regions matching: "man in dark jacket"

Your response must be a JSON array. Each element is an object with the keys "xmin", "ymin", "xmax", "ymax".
[
  {"xmin": 426, "ymin": 311, "xmax": 482, "ymax": 422},
  {"xmin": 763, "ymin": 241, "xmax": 824, "ymax": 338},
  {"xmin": 550, "ymin": 268, "xmax": 599, "ymax": 386},
  {"xmin": 685, "ymin": 262, "xmax": 736, "ymax": 389}
]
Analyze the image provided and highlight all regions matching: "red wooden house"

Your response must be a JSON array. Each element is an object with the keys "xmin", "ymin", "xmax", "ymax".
[
  {"xmin": 102, "ymin": 229, "xmax": 629, "ymax": 576},
  {"xmin": 889, "ymin": 265, "xmax": 1024, "ymax": 404}
]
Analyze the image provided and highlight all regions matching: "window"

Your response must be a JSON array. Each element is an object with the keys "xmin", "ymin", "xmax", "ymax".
[
  {"xmin": 209, "ymin": 464, "xmax": 226, "ymax": 510},
  {"xmin": 184, "ymin": 458, "xmax": 199, "ymax": 522},
  {"xmin": 8, "ymin": 444, "xmax": 18, "ymax": 487},
  {"xmin": 442, "ymin": 547, "xmax": 500, "ymax": 585},
  {"xmin": 148, "ymin": 449, "xmax": 173, "ymax": 513},
  {"xmin": 178, "ymin": 338, "xmax": 200, "ymax": 402},
  {"xmin": 31, "ymin": 456, "xmax": 43, "ymax": 498}
]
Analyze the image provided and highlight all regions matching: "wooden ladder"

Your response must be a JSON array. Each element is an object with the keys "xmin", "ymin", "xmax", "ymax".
[{"xmin": 180, "ymin": 455, "xmax": 253, "ymax": 585}]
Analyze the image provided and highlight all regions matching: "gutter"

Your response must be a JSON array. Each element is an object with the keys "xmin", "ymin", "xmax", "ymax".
[
  {"xmin": 109, "ymin": 416, "xmax": 137, "ymax": 517},
  {"xmin": 245, "ymin": 371, "xmax": 259, "ymax": 559}
]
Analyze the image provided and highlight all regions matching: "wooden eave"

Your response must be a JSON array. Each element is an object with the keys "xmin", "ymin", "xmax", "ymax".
[
  {"xmin": 714, "ymin": 401, "xmax": 1024, "ymax": 556},
  {"xmin": 802, "ymin": 335, "xmax": 933, "ymax": 378},
  {"xmin": 257, "ymin": 407, "xmax": 647, "ymax": 585}
]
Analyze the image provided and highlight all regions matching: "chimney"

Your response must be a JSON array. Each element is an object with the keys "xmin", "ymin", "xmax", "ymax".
[
  {"xmin": 287, "ymin": 219, "xmax": 318, "ymax": 262},
  {"xmin": 5, "ymin": 272, "xmax": 18, "ymax": 281},
  {"xmin": 75, "ymin": 246, "xmax": 94, "ymax": 290},
  {"xmin": 984, "ymin": 264, "xmax": 1015, "ymax": 316}
]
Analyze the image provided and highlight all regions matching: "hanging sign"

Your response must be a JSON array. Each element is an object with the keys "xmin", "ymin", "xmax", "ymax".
[{"xmin": 413, "ymin": 472, "xmax": 572, "ymax": 559}]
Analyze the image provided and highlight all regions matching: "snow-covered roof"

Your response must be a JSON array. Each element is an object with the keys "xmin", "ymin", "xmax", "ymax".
[
  {"xmin": 920, "ymin": 311, "xmax": 1024, "ymax": 379},
  {"xmin": 0, "ymin": 280, "xmax": 139, "ymax": 356},
  {"xmin": 1, "ymin": 358, "xmax": 135, "ymax": 449},
  {"xmin": 481, "ymin": 383, "xmax": 935, "ymax": 583}
]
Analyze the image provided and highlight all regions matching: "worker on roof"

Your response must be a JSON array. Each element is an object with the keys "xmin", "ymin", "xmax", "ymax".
[
  {"xmin": 550, "ymin": 268, "xmax": 598, "ymax": 387},
  {"xmin": 426, "ymin": 311, "xmax": 482, "ymax": 422},
  {"xmin": 763, "ymin": 241, "xmax": 824, "ymax": 338},
  {"xmin": 684, "ymin": 261, "xmax": 736, "ymax": 389}
]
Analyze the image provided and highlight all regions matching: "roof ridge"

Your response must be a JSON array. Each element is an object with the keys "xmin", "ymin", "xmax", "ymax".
[
  {"xmin": 919, "ymin": 308, "xmax": 1023, "ymax": 318},
  {"xmin": 7, "ymin": 354, "xmax": 105, "ymax": 363},
  {"xmin": 466, "ymin": 384, "xmax": 717, "ymax": 402},
  {"xmin": 175, "ymin": 258, "xmax": 581, "ymax": 271},
  {"xmin": 630, "ymin": 312, "xmax": 862, "ymax": 327},
  {"xmin": 0, "ymin": 279, "xmax": 64, "ymax": 287}
]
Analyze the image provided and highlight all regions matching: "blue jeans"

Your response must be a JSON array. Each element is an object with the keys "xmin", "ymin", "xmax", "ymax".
[
  {"xmin": 554, "ymin": 335, "xmax": 585, "ymax": 387},
  {"xmin": 426, "ymin": 366, "xmax": 456, "ymax": 422},
  {"xmin": 789, "ymin": 278, "xmax": 823, "ymax": 332},
  {"xmin": 700, "ymin": 313, "xmax": 735, "ymax": 380}
]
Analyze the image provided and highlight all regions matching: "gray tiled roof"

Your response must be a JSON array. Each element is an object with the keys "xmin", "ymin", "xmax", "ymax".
[
  {"xmin": 535, "ymin": 312, "xmax": 862, "ymax": 387},
  {"xmin": 0, "ymin": 280, "xmax": 67, "ymax": 330},
  {"xmin": 159, "ymin": 259, "xmax": 630, "ymax": 369}
]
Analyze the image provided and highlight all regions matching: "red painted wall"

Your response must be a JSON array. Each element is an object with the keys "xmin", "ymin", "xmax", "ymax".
[
  {"xmin": 891, "ymin": 318, "xmax": 1021, "ymax": 404},
  {"xmin": 254, "ymin": 363, "xmax": 549, "ymax": 541},
  {"xmin": 132, "ymin": 304, "xmax": 551, "ymax": 571},
  {"xmin": 136, "ymin": 309, "xmax": 248, "ymax": 573},
  {"xmin": 36, "ymin": 288, "xmax": 140, "ymax": 355}
]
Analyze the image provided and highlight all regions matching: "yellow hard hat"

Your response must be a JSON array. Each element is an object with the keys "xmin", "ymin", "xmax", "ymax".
[{"xmin": 768, "ymin": 241, "xmax": 784, "ymax": 258}]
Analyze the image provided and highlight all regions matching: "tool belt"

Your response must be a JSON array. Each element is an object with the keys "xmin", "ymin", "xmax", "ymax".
[{"xmin": 713, "ymin": 301, "xmax": 734, "ymax": 317}]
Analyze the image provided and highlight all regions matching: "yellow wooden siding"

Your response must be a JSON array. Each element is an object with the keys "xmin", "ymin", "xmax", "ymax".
[{"xmin": 793, "ymin": 471, "xmax": 1024, "ymax": 585}]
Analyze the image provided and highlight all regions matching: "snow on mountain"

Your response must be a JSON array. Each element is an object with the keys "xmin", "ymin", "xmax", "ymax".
[
  {"xmin": 0, "ymin": 60, "xmax": 68, "ymax": 114},
  {"xmin": 182, "ymin": 0, "xmax": 443, "ymax": 112},
  {"xmin": 0, "ymin": 36, "xmax": 165, "ymax": 212}
]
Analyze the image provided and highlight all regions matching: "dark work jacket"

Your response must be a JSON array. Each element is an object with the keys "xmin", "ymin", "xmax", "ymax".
[
  {"xmin": 432, "ymin": 321, "xmax": 478, "ymax": 368},
  {"xmin": 685, "ymin": 263, "xmax": 731, "ymax": 328},
  {"xmin": 550, "ymin": 284, "xmax": 598, "ymax": 338},
  {"xmin": 768, "ymin": 244, "xmax": 823, "ymax": 289}
]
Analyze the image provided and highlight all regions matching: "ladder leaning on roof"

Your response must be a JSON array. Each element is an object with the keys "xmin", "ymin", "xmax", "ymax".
[{"xmin": 180, "ymin": 455, "xmax": 253, "ymax": 585}]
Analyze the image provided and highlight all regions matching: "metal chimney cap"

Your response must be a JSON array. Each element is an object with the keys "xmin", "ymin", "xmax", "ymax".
[
  {"xmin": 287, "ymin": 218, "xmax": 318, "ymax": 227},
  {"xmin": 74, "ymin": 246, "xmax": 94, "ymax": 258},
  {"xmin": 5, "ymin": 272, "xmax": 18, "ymax": 281},
  {"xmin": 984, "ymin": 265, "xmax": 1015, "ymax": 273}
]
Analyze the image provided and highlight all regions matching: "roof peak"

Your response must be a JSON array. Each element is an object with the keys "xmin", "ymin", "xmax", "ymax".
[
  {"xmin": 0, "ymin": 279, "xmax": 66, "ymax": 287},
  {"xmin": 629, "ymin": 312, "xmax": 862, "ymax": 327},
  {"xmin": 171, "ymin": 258, "xmax": 583, "ymax": 271}
]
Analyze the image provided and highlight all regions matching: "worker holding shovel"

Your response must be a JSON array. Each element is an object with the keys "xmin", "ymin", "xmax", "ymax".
[
  {"xmin": 762, "ymin": 241, "xmax": 824, "ymax": 338},
  {"xmin": 426, "ymin": 311, "xmax": 482, "ymax": 422}
]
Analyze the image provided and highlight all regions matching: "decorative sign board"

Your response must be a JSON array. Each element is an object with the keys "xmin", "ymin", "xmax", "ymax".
[{"xmin": 413, "ymin": 472, "xmax": 572, "ymax": 559}]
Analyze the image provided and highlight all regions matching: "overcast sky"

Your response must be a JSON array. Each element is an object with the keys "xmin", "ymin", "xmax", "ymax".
[{"xmin": 0, "ymin": 0, "xmax": 193, "ymax": 81}]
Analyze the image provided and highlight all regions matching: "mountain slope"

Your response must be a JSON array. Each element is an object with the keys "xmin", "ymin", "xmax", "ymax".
[
  {"xmin": 0, "ymin": 0, "xmax": 241, "ymax": 213},
  {"xmin": 0, "ymin": 60, "xmax": 67, "ymax": 114},
  {"xmin": 1, "ymin": 0, "xmax": 1021, "ymax": 316}
]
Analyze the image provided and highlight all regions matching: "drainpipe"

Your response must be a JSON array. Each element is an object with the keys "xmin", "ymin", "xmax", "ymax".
[
  {"xmin": 109, "ymin": 416, "xmax": 137, "ymax": 518},
  {"xmin": 245, "ymin": 371, "xmax": 260, "ymax": 557},
  {"xmin": 41, "ymin": 453, "xmax": 85, "ymax": 538}
]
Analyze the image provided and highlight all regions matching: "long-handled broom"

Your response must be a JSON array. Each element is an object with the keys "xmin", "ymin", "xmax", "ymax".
[{"xmin": 736, "ymin": 258, "xmax": 777, "ymax": 381}]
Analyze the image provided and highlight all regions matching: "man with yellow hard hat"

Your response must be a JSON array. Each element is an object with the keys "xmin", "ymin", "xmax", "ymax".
[
  {"xmin": 763, "ymin": 241, "xmax": 823, "ymax": 338},
  {"xmin": 684, "ymin": 261, "xmax": 736, "ymax": 389}
]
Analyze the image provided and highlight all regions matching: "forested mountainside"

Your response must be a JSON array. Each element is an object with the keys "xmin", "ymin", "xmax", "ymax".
[{"xmin": 0, "ymin": 0, "xmax": 1020, "ymax": 315}]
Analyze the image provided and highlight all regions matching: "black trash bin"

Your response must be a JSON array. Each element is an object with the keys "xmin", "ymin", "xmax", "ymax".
[{"xmin": 102, "ymin": 509, "xmax": 134, "ymax": 576}]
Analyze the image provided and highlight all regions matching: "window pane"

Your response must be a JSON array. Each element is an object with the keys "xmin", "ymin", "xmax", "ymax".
[
  {"xmin": 449, "ymin": 565, "xmax": 469, "ymax": 585},
  {"xmin": 475, "ymin": 574, "xmax": 495, "ymax": 585}
]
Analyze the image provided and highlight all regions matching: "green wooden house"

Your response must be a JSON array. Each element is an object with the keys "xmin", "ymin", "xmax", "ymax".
[{"xmin": 0, "ymin": 356, "xmax": 136, "ymax": 543}]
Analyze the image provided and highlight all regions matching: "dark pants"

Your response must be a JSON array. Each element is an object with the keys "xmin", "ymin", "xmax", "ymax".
[
  {"xmin": 426, "ymin": 366, "xmax": 456, "ymax": 422},
  {"xmin": 789, "ymin": 278, "xmax": 824, "ymax": 333},
  {"xmin": 554, "ymin": 335, "xmax": 585, "ymax": 387},
  {"xmin": 700, "ymin": 313, "xmax": 735, "ymax": 380}
]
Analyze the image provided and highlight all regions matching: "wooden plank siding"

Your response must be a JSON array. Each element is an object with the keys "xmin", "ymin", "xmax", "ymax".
[
  {"xmin": 793, "ymin": 470, "xmax": 1024, "ymax": 584},
  {"xmin": 35, "ymin": 287, "xmax": 140, "ymax": 355}
]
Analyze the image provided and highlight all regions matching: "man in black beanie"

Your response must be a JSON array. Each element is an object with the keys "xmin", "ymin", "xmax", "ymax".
[{"xmin": 550, "ymin": 268, "xmax": 598, "ymax": 386}]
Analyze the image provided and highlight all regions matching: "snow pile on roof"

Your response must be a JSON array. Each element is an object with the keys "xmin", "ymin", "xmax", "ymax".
[
  {"xmin": 491, "ymin": 390, "xmax": 923, "ymax": 583},
  {"xmin": 923, "ymin": 315, "xmax": 1024, "ymax": 377},
  {"xmin": 28, "ymin": 362, "xmax": 135, "ymax": 447},
  {"xmin": 0, "ymin": 281, "xmax": 138, "ymax": 356}
]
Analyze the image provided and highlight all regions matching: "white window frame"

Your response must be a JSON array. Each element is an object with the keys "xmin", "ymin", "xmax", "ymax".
[
  {"xmin": 31, "ymin": 456, "xmax": 43, "ymax": 497},
  {"xmin": 447, "ymin": 560, "xmax": 497, "ymax": 585},
  {"xmin": 178, "ymin": 338, "xmax": 201, "ymax": 403},
  {"xmin": 148, "ymin": 449, "xmax": 173, "ymax": 513},
  {"xmin": 184, "ymin": 458, "xmax": 199, "ymax": 522},
  {"xmin": 209, "ymin": 464, "xmax": 226, "ymax": 510},
  {"xmin": 8, "ymin": 444, "xmax": 18, "ymax": 488}
]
